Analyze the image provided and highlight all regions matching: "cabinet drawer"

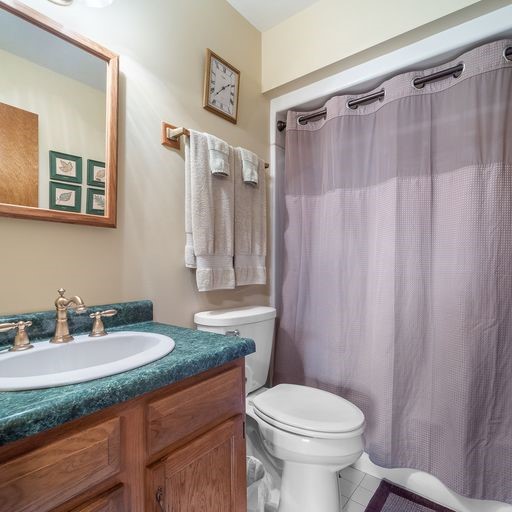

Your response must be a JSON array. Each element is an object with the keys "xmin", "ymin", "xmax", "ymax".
[
  {"xmin": 0, "ymin": 418, "xmax": 121, "ymax": 512},
  {"xmin": 147, "ymin": 366, "xmax": 244, "ymax": 456},
  {"xmin": 71, "ymin": 485, "xmax": 124, "ymax": 512}
]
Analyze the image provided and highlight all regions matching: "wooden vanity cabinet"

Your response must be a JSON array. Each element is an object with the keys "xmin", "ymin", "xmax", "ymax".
[{"xmin": 0, "ymin": 359, "xmax": 246, "ymax": 512}]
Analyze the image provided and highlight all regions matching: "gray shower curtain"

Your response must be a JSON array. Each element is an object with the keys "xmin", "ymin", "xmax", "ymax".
[{"xmin": 274, "ymin": 39, "xmax": 512, "ymax": 504}]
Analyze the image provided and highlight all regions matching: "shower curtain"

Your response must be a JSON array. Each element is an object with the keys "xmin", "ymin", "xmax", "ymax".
[{"xmin": 274, "ymin": 39, "xmax": 512, "ymax": 504}]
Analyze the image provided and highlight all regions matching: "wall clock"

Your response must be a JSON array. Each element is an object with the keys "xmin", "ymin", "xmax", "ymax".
[{"xmin": 203, "ymin": 49, "xmax": 240, "ymax": 124}]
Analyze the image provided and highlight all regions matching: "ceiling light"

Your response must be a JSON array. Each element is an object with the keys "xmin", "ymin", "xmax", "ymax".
[
  {"xmin": 79, "ymin": 0, "xmax": 115, "ymax": 6},
  {"xmin": 47, "ymin": 0, "xmax": 73, "ymax": 5},
  {"xmin": 47, "ymin": 0, "xmax": 116, "ymax": 6}
]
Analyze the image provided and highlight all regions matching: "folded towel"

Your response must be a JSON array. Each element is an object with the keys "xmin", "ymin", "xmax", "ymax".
[
  {"xmin": 185, "ymin": 130, "xmax": 235, "ymax": 291},
  {"xmin": 234, "ymin": 148, "xmax": 267, "ymax": 286},
  {"xmin": 207, "ymin": 133, "xmax": 230, "ymax": 177},
  {"xmin": 184, "ymin": 137, "xmax": 196, "ymax": 268},
  {"xmin": 238, "ymin": 147, "xmax": 259, "ymax": 185}
]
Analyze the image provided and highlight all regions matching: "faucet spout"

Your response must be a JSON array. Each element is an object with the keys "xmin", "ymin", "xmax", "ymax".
[
  {"xmin": 50, "ymin": 288, "xmax": 87, "ymax": 344},
  {"xmin": 68, "ymin": 296, "xmax": 87, "ymax": 312}
]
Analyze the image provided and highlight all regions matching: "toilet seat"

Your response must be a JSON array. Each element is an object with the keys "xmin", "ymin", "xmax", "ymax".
[
  {"xmin": 251, "ymin": 384, "xmax": 365, "ymax": 439},
  {"xmin": 252, "ymin": 406, "xmax": 365, "ymax": 439}
]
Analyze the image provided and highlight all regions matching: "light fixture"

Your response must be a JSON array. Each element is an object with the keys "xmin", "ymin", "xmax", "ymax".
[
  {"xmin": 47, "ymin": 0, "xmax": 115, "ymax": 6},
  {"xmin": 79, "ymin": 0, "xmax": 115, "ymax": 7}
]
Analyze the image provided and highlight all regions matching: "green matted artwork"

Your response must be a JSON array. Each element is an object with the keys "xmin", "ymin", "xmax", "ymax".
[
  {"xmin": 49, "ymin": 181, "xmax": 82, "ymax": 213},
  {"xmin": 86, "ymin": 187, "xmax": 105, "ymax": 216},
  {"xmin": 87, "ymin": 159, "xmax": 106, "ymax": 188},
  {"xmin": 49, "ymin": 151, "xmax": 82, "ymax": 184}
]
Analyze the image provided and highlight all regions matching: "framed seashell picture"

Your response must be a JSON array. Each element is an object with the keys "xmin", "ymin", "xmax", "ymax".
[
  {"xmin": 49, "ymin": 151, "xmax": 82, "ymax": 184},
  {"xmin": 49, "ymin": 181, "xmax": 81, "ymax": 213},
  {"xmin": 87, "ymin": 159, "xmax": 106, "ymax": 188}
]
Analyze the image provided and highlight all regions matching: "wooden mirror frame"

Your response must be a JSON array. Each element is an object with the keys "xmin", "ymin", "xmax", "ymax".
[{"xmin": 0, "ymin": 0, "xmax": 118, "ymax": 228}]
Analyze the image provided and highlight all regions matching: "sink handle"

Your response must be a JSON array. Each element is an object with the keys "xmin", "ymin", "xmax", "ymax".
[
  {"xmin": 0, "ymin": 322, "xmax": 16, "ymax": 333},
  {"xmin": 97, "ymin": 309, "xmax": 117, "ymax": 318},
  {"xmin": 0, "ymin": 321, "xmax": 34, "ymax": 352},
  {"xmin": 89, "ymin": 309, "xmax": 117, "ymax": 337}
]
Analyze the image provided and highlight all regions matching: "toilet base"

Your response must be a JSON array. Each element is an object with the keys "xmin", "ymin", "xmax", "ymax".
[{"xmin": 278, "ymin": 461, "xmax": 341, "ymax": 512}]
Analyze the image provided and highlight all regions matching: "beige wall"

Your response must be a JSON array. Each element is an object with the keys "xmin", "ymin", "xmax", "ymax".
[
  {"xmin": 262, "ymin": 0, "xmax": 492, "ymax": 91},
  {"xmin": 0, "ymin": 0, "xmax": 269, "ymax": 325}
]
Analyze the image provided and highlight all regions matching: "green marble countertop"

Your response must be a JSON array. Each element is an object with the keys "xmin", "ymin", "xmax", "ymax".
[{"xmin": 0, "ymin": 321, "xmax": 255, "ymax": 446}]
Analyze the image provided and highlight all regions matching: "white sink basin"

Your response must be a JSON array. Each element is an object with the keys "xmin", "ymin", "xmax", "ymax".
[{"xmin": 0, "ymin": 331, "xmax": 175, "ymax": 391}]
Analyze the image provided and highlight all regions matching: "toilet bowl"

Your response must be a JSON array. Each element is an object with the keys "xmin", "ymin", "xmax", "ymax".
[
  {"xmin": 195, "ymin": 306, "xmax": 365, "ymax": 512},
  {"xmin": 247, "ymin": 384, "xmax": 364, "ymax": 512}
]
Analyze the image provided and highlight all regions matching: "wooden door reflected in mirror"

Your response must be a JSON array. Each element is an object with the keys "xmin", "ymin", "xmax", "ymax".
[{"xmin": 0, "ymin": 1, "xmax": 118, "ymax": 227}]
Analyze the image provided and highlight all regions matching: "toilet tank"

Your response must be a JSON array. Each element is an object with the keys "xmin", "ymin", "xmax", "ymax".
[{"xmin": 194, "ymin": 306, "xmax": 276, "ymax": 394}]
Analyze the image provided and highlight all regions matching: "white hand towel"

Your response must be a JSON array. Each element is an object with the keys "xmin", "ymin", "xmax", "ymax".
[
  {"xmin": 234, "ymin": 148, "xmax": 267, "ymax": 286},
  {"xmin": 238, "ymin": 147, "xmax": 259, "ymax": 186},
  {"xmin": 207, "ymin": 133, "xmax": 230, "ymax": 177},
  {"xmin": 185, "ymin": 130, "xmax": 235, "ymax": 291}
]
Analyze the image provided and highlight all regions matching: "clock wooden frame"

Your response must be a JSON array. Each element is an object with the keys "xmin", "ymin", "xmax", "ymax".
[{"xmin": 203, "ymin": 49, "xmax": 240, "ymax": 124}]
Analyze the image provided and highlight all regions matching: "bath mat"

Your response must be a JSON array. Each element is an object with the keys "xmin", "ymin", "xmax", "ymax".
[{"xmin": 365, "ymin": 481, "xmax": 456, "ymax": 512}]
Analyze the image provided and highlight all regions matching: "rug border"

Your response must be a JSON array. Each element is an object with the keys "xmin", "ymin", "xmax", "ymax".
[{"xmin": 365, "ymin": 480, "xmax": 456, "ymax": 512}]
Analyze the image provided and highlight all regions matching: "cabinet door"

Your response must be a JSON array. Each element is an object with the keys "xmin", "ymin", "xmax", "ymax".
[{"xmin": 148, "ymin": 416, "xmax": 246, "ymax": 512}]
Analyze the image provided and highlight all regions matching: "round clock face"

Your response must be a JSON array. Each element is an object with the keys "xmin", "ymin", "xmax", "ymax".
[{"xmin": 208, "ymin": 56, "xmax": 238, "ymax": 118}]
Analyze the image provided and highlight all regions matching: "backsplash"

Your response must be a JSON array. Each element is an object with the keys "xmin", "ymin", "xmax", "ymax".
[{"xmin": 0, "ymin": 300, "xmax": 153, "ymax": 350}]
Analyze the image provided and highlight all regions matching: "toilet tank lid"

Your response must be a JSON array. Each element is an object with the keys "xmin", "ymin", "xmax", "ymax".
[{"xmin": 194, "ymin": 306, "xmax": 276, "ymax": 327}]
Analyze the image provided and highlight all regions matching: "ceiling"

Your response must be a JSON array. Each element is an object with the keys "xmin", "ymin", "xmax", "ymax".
[{"xmin": 226, "ymin": 0, "xmax": 320, "ymax": 31}]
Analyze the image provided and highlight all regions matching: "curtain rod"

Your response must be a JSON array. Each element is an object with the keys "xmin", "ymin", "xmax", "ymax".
[
  {"xmin": 163, "ymin": 123, "xmax": 269, "ymax": 169},
  {"xmin": 277, "ymin": 46, "xmax": 512, "ymax": 132}
]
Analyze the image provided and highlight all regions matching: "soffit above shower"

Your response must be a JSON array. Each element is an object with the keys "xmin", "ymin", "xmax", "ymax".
[{"xmin": 226, "ymin": 0, "xmax": 320, "ymax": 32}]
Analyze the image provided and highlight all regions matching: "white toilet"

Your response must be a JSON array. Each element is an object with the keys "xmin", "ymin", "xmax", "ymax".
[{"xmin": 195, "ymin": 306, "xmax": 365, "ymax": 512}]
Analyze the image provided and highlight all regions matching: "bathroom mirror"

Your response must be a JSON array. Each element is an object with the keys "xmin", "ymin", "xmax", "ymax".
[{"xmin": 0, "ymin": 1, "xmax": 118, "ymax": 227}]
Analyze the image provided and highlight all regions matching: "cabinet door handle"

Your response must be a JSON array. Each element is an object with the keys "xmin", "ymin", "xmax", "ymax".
[{"xmin": 155, "ymin": 486, "xmax": 166, "ymax": 511}]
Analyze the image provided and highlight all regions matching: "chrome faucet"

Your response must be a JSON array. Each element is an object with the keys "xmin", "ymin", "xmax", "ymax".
[{"xmin": 50, "ymin": 288, "xmax": 87, "ymax": 344}]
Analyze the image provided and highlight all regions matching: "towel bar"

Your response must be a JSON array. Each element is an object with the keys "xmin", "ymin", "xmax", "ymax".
[{"xmin": 162, "ymin": 122, "xmax": 269, "ymax": 169}]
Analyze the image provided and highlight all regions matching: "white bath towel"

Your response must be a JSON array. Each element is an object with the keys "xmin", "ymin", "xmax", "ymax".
[
  {"xmin": 234, "ymin": 148, "xmax": 267, "ymax": 286},
  {"xmin": 184, "ymin": 137, "xmax": 196, "ymax": 268},
  {"xmin": 207, "ymin": 133, "xmax": 230, "ymax": 177},
  {"xmin": 185, "ymin": 130, "xmax": 235, "ymax": 291},
  {"xmin": 238, "ymin": 147, "xmax": 259, "ymax": 185}
]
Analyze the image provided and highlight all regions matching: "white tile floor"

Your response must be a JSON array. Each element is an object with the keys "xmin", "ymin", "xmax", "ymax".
[{"xmin": 338, "ymin": 466, "xmax": 382, "ymax": 511}]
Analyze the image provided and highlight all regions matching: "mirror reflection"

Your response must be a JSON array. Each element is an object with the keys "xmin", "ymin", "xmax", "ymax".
[{"xmin": 0, "ymin": 8, "xmax": 108, "ymax": 216}]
